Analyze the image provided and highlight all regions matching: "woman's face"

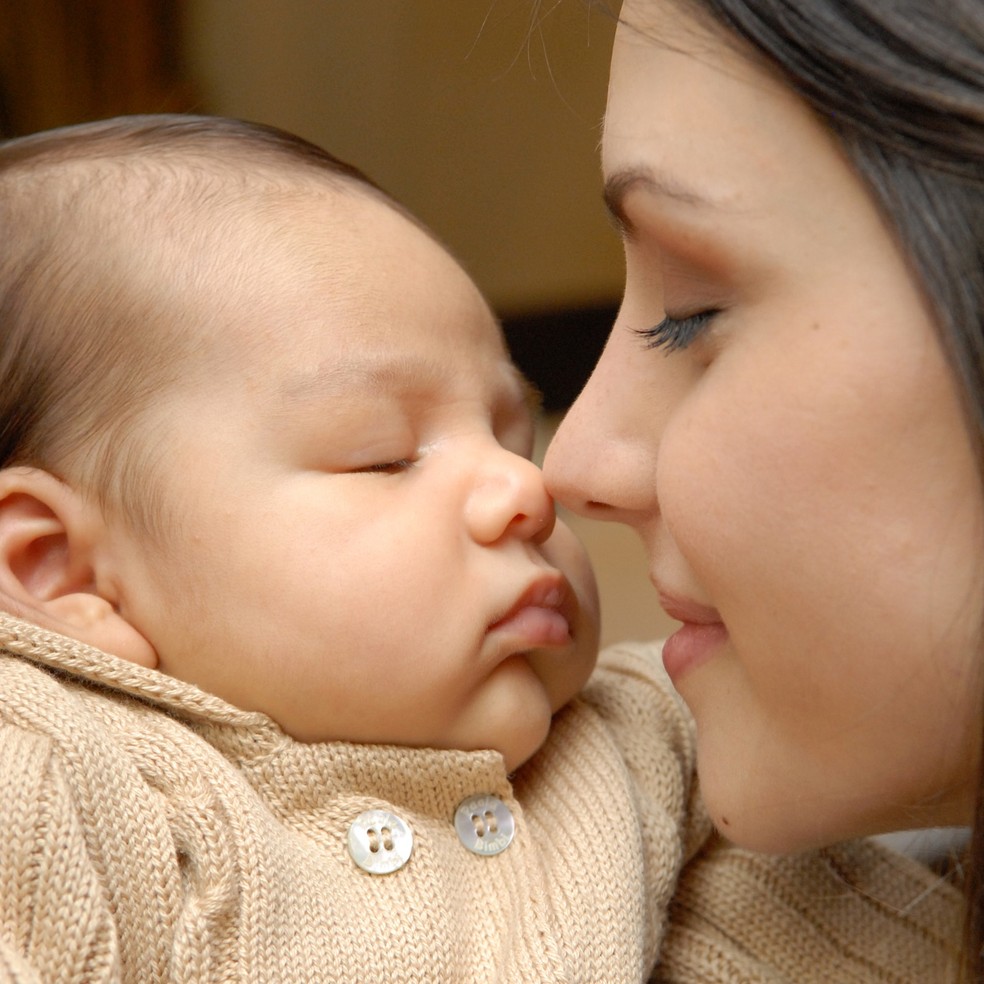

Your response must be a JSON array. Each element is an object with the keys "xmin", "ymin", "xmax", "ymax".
[{"xmin": 544, "ymin": 0, "xmax": 984, "ymax": 852}]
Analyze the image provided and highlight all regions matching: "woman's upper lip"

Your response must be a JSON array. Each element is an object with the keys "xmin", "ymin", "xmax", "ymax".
[
  {"xmin": 657, "ymin": 588, "xmax": 723, "ymax": 626},
  {"xmin": 489, "ymin": 573, "xmax": 572, "ymax": 631}
]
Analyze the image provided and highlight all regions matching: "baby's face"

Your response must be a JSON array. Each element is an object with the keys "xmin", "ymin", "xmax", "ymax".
[{"xmin": 104, "ymin": 186, "xmax": 599, "ymax": 771}]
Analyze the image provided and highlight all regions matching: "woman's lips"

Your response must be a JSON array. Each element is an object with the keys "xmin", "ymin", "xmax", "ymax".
[
  {"xmin": 658, "ymin": 590, "xmax": 728, "ymax": 683},
  {"xmin": 661, "ymin": 622, "xmax": 729, "ymax": 682}
]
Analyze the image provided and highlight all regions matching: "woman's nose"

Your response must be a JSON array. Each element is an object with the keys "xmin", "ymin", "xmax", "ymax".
[
  {"xmin": 543, "ymin": 329, "xmax": 663, "ymax": 524},
  {"xmin": 466, "ymin": 444, "xmax": 556, "ymax": 545}
]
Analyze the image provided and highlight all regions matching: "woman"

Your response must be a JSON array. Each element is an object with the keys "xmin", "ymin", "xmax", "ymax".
[{"xmin": 544, "ymin": 0, "xmax": 984, "ymax": 976}]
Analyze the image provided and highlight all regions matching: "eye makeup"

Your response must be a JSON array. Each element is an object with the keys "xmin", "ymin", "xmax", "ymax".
[{"xmin": 636, "ymin": 309, "xmax": 719, "ymax": 352}]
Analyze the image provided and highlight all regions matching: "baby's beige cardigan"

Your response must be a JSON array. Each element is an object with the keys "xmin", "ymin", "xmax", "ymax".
[{"xmin": 0, "ymin": 613, "xmax": 963, "ymax": 982}]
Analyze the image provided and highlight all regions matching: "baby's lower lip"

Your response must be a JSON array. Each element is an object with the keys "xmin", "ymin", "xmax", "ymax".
[
  {"xmin": 489, "ymin": 606, "xmax": 572, "ymax": 647},
  {"xmin": 661, "ymin": 622, "xmax": 728, "ymax": 683}
]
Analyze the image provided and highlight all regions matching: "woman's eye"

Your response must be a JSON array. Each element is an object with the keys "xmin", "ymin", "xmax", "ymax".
[{"xmin": 636, "ymin": 309, "xmax": 719, "ymax": 352}]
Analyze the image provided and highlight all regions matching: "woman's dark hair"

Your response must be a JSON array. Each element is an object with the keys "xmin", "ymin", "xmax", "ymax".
[{"xmin": 666, "ymin": 0, "xmax": 984, "ymax": 977}]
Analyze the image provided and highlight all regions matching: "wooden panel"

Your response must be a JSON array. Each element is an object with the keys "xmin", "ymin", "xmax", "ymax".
[{"xmin": 0, "ymin": 0, "xmax": 194, "ymax": 136}]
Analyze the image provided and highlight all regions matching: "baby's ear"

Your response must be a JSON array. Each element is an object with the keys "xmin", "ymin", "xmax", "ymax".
[{"xmin": 0, "ymin": 467, "xmax": 157, "ymax": 667}]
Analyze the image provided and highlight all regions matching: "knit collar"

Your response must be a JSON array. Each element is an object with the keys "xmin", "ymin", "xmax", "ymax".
[
  {"xmin": 0, "ymin": 611, "xmax": 273, "ymax": 731},
  {"xmin": 0, "ymin": 611, "xmax": 515, "ymax": 817}
]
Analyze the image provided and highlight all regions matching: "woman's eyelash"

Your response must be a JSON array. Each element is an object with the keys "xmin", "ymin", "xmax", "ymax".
[{"xmin": 636, "ymin": 309, "xmax": 718, "ymax": 352}]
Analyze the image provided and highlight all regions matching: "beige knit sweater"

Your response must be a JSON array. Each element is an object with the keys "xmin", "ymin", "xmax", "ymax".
[{"xmin": 0, "ymin": 613, "xmax": 964, "ymax": 983}]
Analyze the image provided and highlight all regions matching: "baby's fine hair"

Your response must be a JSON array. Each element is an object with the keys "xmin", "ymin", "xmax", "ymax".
[{"xmin": 0, "ymin": 114, "xmax": 402, "ymax": 535}]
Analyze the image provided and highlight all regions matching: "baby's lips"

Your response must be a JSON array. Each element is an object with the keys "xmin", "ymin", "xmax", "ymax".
[{"xmin": 487, "ymin": 573, "xmax": 577, "ymax": 648}]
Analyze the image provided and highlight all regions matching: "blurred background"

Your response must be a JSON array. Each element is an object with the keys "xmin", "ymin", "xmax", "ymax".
[{"xmin": 0, "ymin": 0, "xmax": 674, "ymax": 645}]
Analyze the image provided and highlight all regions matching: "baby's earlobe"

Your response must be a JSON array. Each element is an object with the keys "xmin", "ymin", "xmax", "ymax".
[{"xmin": 45, "ymin": 592, "xmax": 159, "ymax": 668}]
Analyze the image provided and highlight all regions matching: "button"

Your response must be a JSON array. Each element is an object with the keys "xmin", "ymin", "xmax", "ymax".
[
  {"xmin": 347, "ymin": 810, "xmax": 414, "ymax": 874},
  {"xmin": 454, "ymin": 794, "xmax": 515, "ymax": 856}
]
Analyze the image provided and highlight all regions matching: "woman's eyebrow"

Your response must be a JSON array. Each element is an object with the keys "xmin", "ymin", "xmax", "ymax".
[{"xmin": 603, "ymin": 166, "xmax": 720, "ymax": 237}]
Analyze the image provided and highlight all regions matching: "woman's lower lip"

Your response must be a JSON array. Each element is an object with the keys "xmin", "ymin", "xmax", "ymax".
[{"xmin": 661, "ymin": 622, "xmax": 728, "ymax": 683}]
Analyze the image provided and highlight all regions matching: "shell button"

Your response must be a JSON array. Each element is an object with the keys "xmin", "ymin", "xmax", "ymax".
[
  {"xmin": 454, "ymin": 794, "xmax": 515, "ymax": 856},
  {"xmin": 347, "ymin": 809, "xmax": 414, "ymax": 874}
]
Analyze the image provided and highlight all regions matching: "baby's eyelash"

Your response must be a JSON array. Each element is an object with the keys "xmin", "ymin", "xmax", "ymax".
[
  {"xmin": 361, "ymin": 458, "xmax": 414, "ymax": 473},
  {"xmin": 636, "ymin": 310, "xmax": 718, "ymax": 352}
]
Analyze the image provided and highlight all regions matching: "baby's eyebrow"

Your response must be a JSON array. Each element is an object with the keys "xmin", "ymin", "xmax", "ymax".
[
  {"xmin": 277, "ymin": 356, "xmax": 537, "ymax": 416},
  {"xmin": 278, "ymin": 356, "xmax": 445, "ymax": 409}
]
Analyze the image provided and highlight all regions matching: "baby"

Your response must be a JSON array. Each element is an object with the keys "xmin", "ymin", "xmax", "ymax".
[{"xmin": 0, "ymin": 116, "xmax": 700, "ymax": 982}]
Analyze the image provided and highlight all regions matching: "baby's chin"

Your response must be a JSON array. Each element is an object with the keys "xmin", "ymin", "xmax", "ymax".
[
  {"xmin": 448, "ymin": 656, "xmax": 556, "ymax": 773},
  {"xmin": 497, "ymin": 715, "xmax": 552, "ymax": 773}
]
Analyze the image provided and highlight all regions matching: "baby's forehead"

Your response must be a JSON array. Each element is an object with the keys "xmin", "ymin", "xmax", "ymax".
[
  {"xmin": 135, "ymin": 164, "xmax": 430, "ymax": 286},
  {"xmin": 79, "ymin": 160, "xmax": 407, "ymax": 297}
]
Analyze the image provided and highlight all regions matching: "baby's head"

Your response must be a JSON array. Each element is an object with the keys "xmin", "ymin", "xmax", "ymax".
[{"xmin": 0, "ymin": 115, "xmax": 599, "ymax": 770}]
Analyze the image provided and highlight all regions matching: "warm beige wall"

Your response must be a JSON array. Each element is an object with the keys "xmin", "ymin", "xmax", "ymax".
[{"xmin": 181, "ymin": 0, "xmax": 624, "ymax": 314}]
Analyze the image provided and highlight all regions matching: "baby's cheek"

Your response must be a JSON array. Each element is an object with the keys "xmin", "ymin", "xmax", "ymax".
[{"xmin": 544, "ymin": 523, "xmax": 600, "ymax": 640}]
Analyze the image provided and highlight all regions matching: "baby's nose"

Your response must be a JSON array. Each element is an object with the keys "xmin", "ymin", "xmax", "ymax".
[{"xmin": 465, "ymin": 448, "xmax": 556, "ymax": 545}]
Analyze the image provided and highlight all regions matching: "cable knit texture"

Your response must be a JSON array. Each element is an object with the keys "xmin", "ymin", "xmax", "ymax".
[{"xmin": 0, "ymin": 612, "xmax": 964, "ymax": 982}]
